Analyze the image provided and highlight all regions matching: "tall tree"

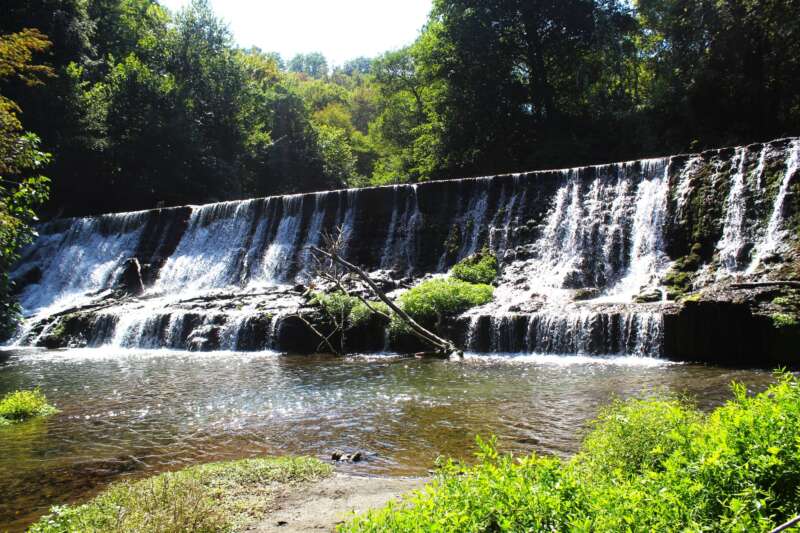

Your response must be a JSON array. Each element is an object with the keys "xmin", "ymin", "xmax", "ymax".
[
  {"xmin": 288, "ymin": 52, "xmax": 329, "ymax": 79},
  {"xmin": 0, "ymin": 29, "xmax": 53, "ymax": 337}
]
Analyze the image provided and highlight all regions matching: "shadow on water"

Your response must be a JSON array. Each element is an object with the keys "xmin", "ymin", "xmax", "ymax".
[{"xmin": 0, "ymin": 348, "xmax": 780, "ymax": 531}]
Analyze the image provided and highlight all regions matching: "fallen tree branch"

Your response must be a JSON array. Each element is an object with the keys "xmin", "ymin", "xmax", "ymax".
[
  {"xmin": 289, "ymin": 314, "xmax": 341, "ymax": 356},
  {"xmin": 769, "ymin": 514, "xmax": 800, "ymax": 533},
  {"xmin": 174, "ymin": 290, "xmax": 284, "ymax": 305},
  {"xmin": 27, "ymin": 298, "xmax": 129, "ymax": 320},
  {"xmin": 730, "ymin": 281, "xmax": 800, "ymax": 290}
]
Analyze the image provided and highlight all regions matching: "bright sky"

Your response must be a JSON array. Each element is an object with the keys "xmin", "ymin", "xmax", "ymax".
[{"xmin": 159, "ymin": 0, "xmax": 433, "ymax": 66}]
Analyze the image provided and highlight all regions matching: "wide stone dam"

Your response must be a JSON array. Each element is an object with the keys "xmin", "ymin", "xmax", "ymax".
[{"xmin": 8, "ymin": 137, "xmax": 800, "ymax": 365}]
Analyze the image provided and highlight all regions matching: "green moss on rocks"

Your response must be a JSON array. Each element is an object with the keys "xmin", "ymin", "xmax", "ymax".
[
  {"xmin": 684, "ymin": 158, "xmax": 730, "ymax": 258},
  {"xmin": 37, "ymin": 313, "xmax": 94, "ymax": 349},
  {"xmin": 662, "ymin": 244, "xmax": 703, "ymax": 299},
  {"xmin": 443, "ymin": 224, "xmax": 462, "ymax": 258}
]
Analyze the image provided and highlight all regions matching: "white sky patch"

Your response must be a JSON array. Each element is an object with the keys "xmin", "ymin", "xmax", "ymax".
[{"xmin": 158, "ymin": 0, "xmax": 432, "ymax": 66}]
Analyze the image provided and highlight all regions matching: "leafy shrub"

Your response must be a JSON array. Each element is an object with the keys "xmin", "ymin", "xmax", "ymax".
[
  {"xmin": 772, "ymin": 312, "xmax": 798, "ymax": 328},
  {"xmin": 450, "ymin": 251, "xmax": 498, "ymax": 285},
  {"xmin": 0, "ymin": 388, "xmax": 58, "ymax": 425},
  {"xmin": 311, "ymin": 291, "xmax": 388, "ymax": 328},
  {"xmin": 772, "ymin": 296, "xmax": 793, "ymax": 307},
  {"xmin": 342, "ymin": 374, "xmax": 800, "ymax": 532},
  {"xmin": 772, "ymin": 313, "xmax": 797, "ymax": 328},
  {"xmin": 311, "ymin": 291, "xmax": 359, "ymax": 318},
  {"xmin": 349, "ymin": 300, "xmax": 389, "ymax": 327},
  {"xmin": 398, "ymin": 278, "xmax": 493, "ymax": 325},
  {"xmin": 575, "ymin": 396, "xmax": 701, "ymax": 480},
  {"xmin": 30, "ymin": 456, "xmax": 332, "ymax": 533}
]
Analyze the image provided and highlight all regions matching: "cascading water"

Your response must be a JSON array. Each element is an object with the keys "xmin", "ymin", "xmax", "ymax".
[
  {"xmin": 9, "ymin": 138, "xmax": 800, "ymax": 357},
  {"xmin": 717, "ymin": 148, "xmax": 749, "ymax": 272},
  {"xmin": 749, "ymin": 140, "xmax": 800, "ymax": 272},
  {"xmin": 13, "ymin": 211, "xmax": 149, "ymax": 316}
]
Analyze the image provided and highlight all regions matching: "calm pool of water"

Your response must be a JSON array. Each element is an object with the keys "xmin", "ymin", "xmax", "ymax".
[{"xmin": 0, "ymin": 348, "xmax": 778, "ymax": 531}]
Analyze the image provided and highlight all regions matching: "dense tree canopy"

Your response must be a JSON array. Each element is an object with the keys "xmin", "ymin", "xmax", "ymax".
[
  {"xmin": 0, "ymin": 0, "xmax": 797, "ymax": 217},
  {"xmin": 0, "ymin": 29, "xmax": 52, "ymax": 335}
]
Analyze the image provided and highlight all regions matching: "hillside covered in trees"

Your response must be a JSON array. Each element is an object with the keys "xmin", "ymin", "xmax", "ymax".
[{"xmin": 1, "ymin": 0, "xmax": 800, "ymax": 218}]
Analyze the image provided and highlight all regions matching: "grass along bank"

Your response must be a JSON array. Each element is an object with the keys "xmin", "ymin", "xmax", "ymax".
[
  {"xmin": 342, "ymin": 373, "xmax": 800, "ymax": 532},
  {"xmin": 0, "ymin": 388, "xmax": 58, "ymax": 426},
  {"xmin": 29, "ymin": 456, "xmax": 332, "ymax": 532}
]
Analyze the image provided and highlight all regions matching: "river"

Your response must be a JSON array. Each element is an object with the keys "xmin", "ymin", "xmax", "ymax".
[{"xmin": 0, "ymin": 348, "xmax": 777, "ymax": 531}]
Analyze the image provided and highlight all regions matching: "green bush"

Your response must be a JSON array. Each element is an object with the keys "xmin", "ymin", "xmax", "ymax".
[
  {"xmin": 30, "ymin": 456, "xmax": 332, "ymax": 533},
  {"xmin": 575, "ymin": 396, "xmax": 701, "ymax": 481},
  {"xmin": 342, "ymin": 374, "xmax": 800, "ymax": 532},
  {"xmin": 398, "ymin": 278, "xmax": 494, "ymax": 325},
  {"xmin": 772, "ymin": 312, "xmax": 798, "ymax": 329},
  {"xmin": 349, "ymin": 300, "xmax": 389, "ymax": 327},
  {"xmin": 450, "ymin": 252, "xmax": 499, "ymax": 285},
  {"xmin": 311, "ymin": 291, "xmax": 359, "ymax": 318},
  {"xmin": 0, "ymin": 388, "xmax": 58, "ymax": 426},
  {"xmin": 310, "ymin": 291, "xmax": 388, "ymax": 328}
]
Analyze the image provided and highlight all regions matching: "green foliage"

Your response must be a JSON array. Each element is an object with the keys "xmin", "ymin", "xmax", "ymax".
[
  {"xmin": 312, "ymin": 291, "xmax": 358, "ymax": 318},
  {"xmin": 350, "ymin": 300, "xmax": 389, "ymax": 328},
  {"xmin": 0, "ymin": 388, "xmax": 58, "ymax": 425},
  {"xmin": 288, "ymin": 52, "xmax": 329, "ymax": 79},
  {"xmin": 311, "ymin": 291, "xmax": 388, "ymax": 329},
  {"xmin": 315, "ymin": 123, "xmax": 359, "ymax": 183},
  {"xmin": 771, "ymin": 292, "xmax": 800, "ymax": 329},
  {"xmin": 343, "ymin": 374, "xmax": 800, "ymax": 532},
  {"xmin": 771, "ymin": 313, "xmax": 798, "ymax": 329},
  {"xmin": 29, "ymin": 456, "xmax": 332, "ymax": 533},
  {"xmin": 450, "ymin": 251, "xmax": 498, "ymax": 285},
  {"xmin": 575, "ymin": 396, "xmax": 701, "ymax": 480},
  {"xmin": 0, "ymin": 28, "xmax": 52, "ymax": 337},
  {"xmin": 398, "ymin": 278, "xmax": 493, "ymax": 325}
]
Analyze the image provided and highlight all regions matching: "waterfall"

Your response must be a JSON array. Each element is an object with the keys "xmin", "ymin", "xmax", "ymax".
[
  {"xmin": 151, "ymin": 200, "xmax": 260, "ymax": 295},
  {"xmin": 380, "ymin": 185, "xmax": 421, "ymax": 273},
  {"xmin": 12, "ymin": 211, "xmax": 149, "ymax": 317},
  {"xmin": 716, "ymin": 148, "xmax": 748, "ymax": 272},
  {"xmin": 9, "ymin": 138, "xmax": 799, "ymax": 356},
  {"xmin": 749, "ymin": 140, "xmax": 800, "ymax": 271},
  {"xmin": 603, "ymin": 159, "xmax": 670, "ymax": 300},
  {"xmin": 463, "ymin": 310, "xmax": 663, "ymax": 356},
  {"xmin": 258, "ymin": 195, "xmax": 306, "ymax": 282}
]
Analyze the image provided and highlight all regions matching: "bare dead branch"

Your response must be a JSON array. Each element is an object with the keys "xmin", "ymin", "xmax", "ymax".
[
  {"xmin": 290, "ymin": 313, "xmax": 341, "ymax": 356},
  {"xmin": 309, "ymin": 244, "xmax": 461, "ymax": 356}
]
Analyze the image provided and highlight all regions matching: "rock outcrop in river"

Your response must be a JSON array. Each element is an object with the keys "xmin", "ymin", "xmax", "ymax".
[{"xmin": 8, "ymin": 137, "xmax": 800, "ymax": 365}]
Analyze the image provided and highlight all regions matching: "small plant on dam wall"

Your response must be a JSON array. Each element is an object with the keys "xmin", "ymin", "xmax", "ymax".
[
  {"xmin": 393, "ymin": 278, "xmax": 494, "ymax": 335},
  {"xmin": 450, "ymin": 249, "xmax": 499, "ymax": 285}
]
